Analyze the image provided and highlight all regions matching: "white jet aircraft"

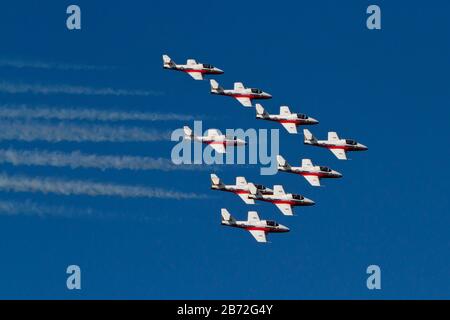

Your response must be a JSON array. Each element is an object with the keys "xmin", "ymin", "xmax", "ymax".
[
  {"xmin": 276, "ymin": 155, "xmax": 342, "ymax": 187},
  {"xmin": 210, "ymin": 174, "xmax": 273, "ymax": 204},
  {"xmin": 247, "ymin": 183, "xmax": 315, "ymax": 216},
  {"xmin": 303, "ymin": 129, "xmax": 368, "ymax": 160},
  {"xmin": 162, "ymin": 54, "xmax": 223, "ymax": 80},
  {"xmin": 221, "ymin": 209, "xmax": 289, "ymax": 243},
  {"xmin": 183, "ymin": 126, "xmax": 245, "ymax": 154},
  {"xmin": 210, "ymin": 79, "xmax": 272, "ymax": 107},
  {"xmin": 255, "ymin": 104, "xmax": 318, "ymax": 134}
]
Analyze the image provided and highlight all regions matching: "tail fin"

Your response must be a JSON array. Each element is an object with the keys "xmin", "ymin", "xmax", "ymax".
[
  {"xmin": 255, "ymin": 104, "xmax": 269, "ymax": 118},
  {"xmin": 211, "ymin": 173, "xmax": 224, "ymax": 187},
  {"xmin": 183, "ymin": 126, "xmax": 194, "ymax": 139},
  {"xmin": 276, "ymin": 155, "xmax": 291, "ymax": 169},
  {"xmin": 303, "ymin": 129, "xmax": 317, "ymax": 143},
  {"xmin": 210, "ymin": 79, "xmax": 223, "ymax": 92},
  {"xmin": 221, "ymin": 208, "xmax": 236, "ymax": 224},
  {"xmin": 162, "ymin": 54, "xmax": 176, "ymax": 68}
]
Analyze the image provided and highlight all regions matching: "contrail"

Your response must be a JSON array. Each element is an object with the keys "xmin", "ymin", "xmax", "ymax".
[
  {"xmin": 0, "ymin": 81, "xmax": 162, "ymax": 96},
  {"xmin": 0, "ymin": 58, "xmax": 115, "ymax": 71},
  {"xmin": 0, "ymin": 120, "xmax": 172, "ymax": 143},
  {"xmin": 0, "ymin": 104, "xmax": 195, "ymax": 122},
  {"xmin": 0, "ymin": 149, "xmax": 213, "ymax": 171},
  {"xmin": 0, "ymin": 173, "xmax": 207, "ymax": 199}
]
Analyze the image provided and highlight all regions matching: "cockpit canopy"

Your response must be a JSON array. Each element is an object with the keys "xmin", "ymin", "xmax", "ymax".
[
  {"xmin": 292, "ymin": 194, "xmax": 304, "ymax": 200},
  {"xmin": 319, "ymin": 166, "xmax": 331, "ymax": 172},
  {"xmin": 202, "ymin": 64, "xmax": 214, "ymax": 69},
  {"xmin": 345, "ymin": 139, "xmax": 357, "ymax": 145},
  {"xmin": 254, "ymin": 184, "xmax": 266, "ymax": 190},
  {"xmin": 251, "ymin": 88, "xmax": 262, "ymax": 94},
  {"xmin": 266, "ymin": 220, "xmax": 279, "ymax": 227},
  {"xmin": 296, "ymin": 113, "xmax": 308, "ymax": 119}
]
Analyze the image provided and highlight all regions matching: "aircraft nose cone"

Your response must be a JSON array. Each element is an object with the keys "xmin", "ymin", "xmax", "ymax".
[
  {"xmin": 334, "ymin": 171, "xmax": 343, "ymax": 178},
  {"xmin": 360, "ymin": 144, "xmax": 368, "ymax": 151},
  {"xmin": 309, "ymin": 117, "xmax": 319, "ymax": 125},
  {"xmin": 216, "ymin": 68, "xmax": 224, "ymax": 74},
  {"xmin": 305, "ymin": 198, "xmax": 315, "ymax": 206}
]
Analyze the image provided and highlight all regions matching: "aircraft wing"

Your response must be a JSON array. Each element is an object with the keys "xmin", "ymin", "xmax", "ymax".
[
  {"xmin": 304, "ymin": 175, "xmax": 320, "ymax": 187},
  {"xmin": 280, "ymin": 122, "xmax": 298, "ymax": 134},
  {"xmin": 210, "ymin": 143, "xmax": 226, "ymax": 154},
  {"xmin": 274, "ymin": 203, "xmax": 293, "ymax": 216},
  {"xmin": 235, "ymin": 97, "xmax": 252, "ymax": 107},
  {"xmin": 206, "ymin": 129, "xmax": 221, "ymax": 137},
  {"xmin": 330, "ymin": 148, "xmax": 347, "ymax": 160},
  {"xmin": 328, "ymin": 132, "xmax": 339, "ymax": 141},
  {"xmin": 280, "ymin": 106, "xmax": 291, "ymax": 116},
  {"xmin": 248, "ymin": 230, "xmax": 267, "ymax": 243},
  {"xmin": 237, "ymin": 193, "xmax": 255, "ymax": 204},
  {"xmin": 186, "ymin": 71, "xmax": 203, "ymax": 80}
]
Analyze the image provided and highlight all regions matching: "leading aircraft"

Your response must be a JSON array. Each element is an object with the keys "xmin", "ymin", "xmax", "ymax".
[
  {"xmin": 255, "ymin": 104, "xmax": 318, "ymax": 134},
  {"xmin": 210, "ymin": 80, "xmax": 272, "ymax": 107},
  {"xmin": 183, "ymin": 126, "xmax": 245, "ymax": 154},
  {"xmin": 162, "ymin": 54, "xmax": 224, "ymax": 80},
  {"xmin": 276, "ymin": 155, "xmax": 342, "ymax": 187},
  {"xmin": 303, "ymin": 129, "xmax": 368, "ymax": 160},
  {"xmin": 210, "ymin": 174, "xmax": 273, "ymax": 204},
  {"xmin": 221, "ymin": 208, "xmax": 289, "ymax": 243},
  {"xmin": 247, "ymin": 183, "xmax": 315, "ymax": 216}
]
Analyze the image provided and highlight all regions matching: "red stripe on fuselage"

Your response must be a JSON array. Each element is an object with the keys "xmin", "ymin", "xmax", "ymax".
[
  {"xmin": 277, "ymin": 120, "xmax": 304, "ymax": 124},
  {"xmin": 204, "ymin": 141, "xmax": 226, "ymax": 145},
  {"xmin": 230, "ymin": 94, "xmax": 271, "ymax": 99},
  {"xmin": 245, "ymin": 227, "xmax": 271, "ymax": 232},
  {"xmin": 301, "ymin": 172, "xmax": 329, "ymax": 177},
  {"xmin": 259, "ymin": 199, "xmax": 299, "ymax": 205},
  {"xmin": 184, "ymin": 69, "xmax": 223, "ymax": 74}
]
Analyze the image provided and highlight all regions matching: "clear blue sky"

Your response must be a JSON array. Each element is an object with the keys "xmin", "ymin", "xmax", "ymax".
[{"xmin": 0, "ymin": 0, "xmax": 449, "ymax": 299}]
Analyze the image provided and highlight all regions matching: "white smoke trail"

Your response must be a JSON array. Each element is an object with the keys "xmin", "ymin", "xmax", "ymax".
[
  {"xmin": 0, "ymin": 81, "xmax": 162, "ymax": 96},
  {"xmin": 0, "ymin": 199, "xmax": 171, "ymax": 222},
  {"xmin": 0, "ymin": 173, "xmax": 207, "ymax": 199},
  {"xmin": 0, "ymin": 58, "xmax": 114, "ymax": 71},
  {"xmin": 0, "ymin": 149, "xmax": 212, "ymax": 171},
  {"xmin": 0, "ymin": 120, "xmax": 171, "ymax": 142},
  {"xmin": 0, "ymin": 199, "xmax": 96, "ymax": 218},
  {"xmin": 0, "ymin": 104, "xmax": 195, "ymax": 122}
]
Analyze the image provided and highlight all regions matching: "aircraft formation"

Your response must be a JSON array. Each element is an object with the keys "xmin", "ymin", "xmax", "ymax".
[{"xmin": 164, "ymin": 54, "xmax": 368, "ymax": 243}]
